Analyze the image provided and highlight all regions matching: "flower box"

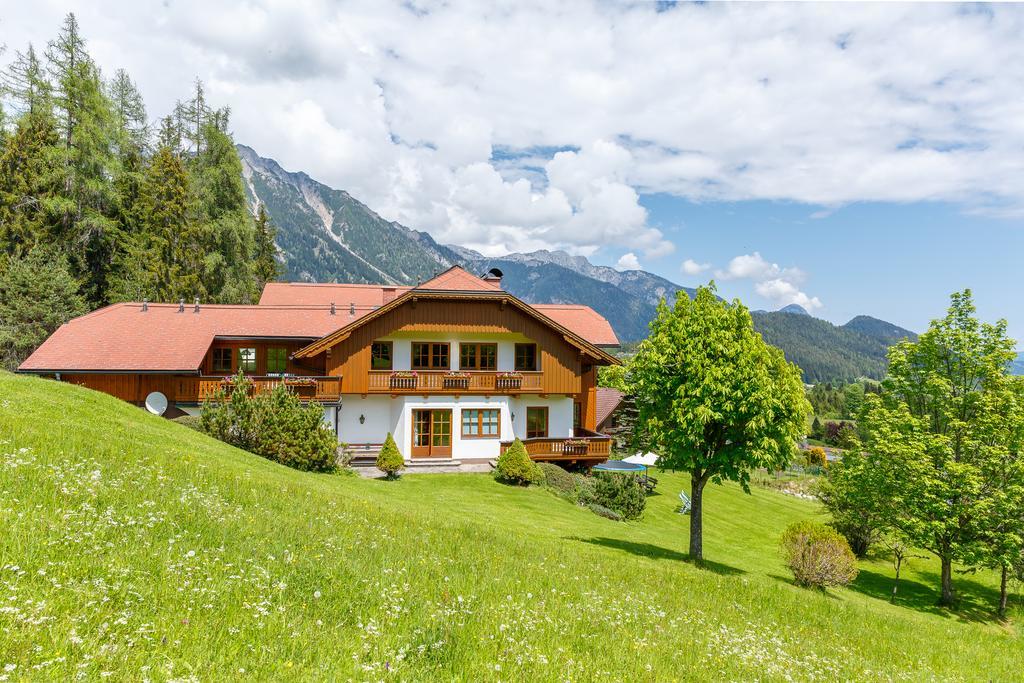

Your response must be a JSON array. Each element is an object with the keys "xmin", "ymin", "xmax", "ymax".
[
  {"xmin": 444, "ymin": 371, "xmax": 471, "ymax": 389},
  {"xmin": 390, "ymin": 370, "xmax": 418, "ymax": 389},
  {"xmin": 496, "ymin": 371, "xmax": 523, "ymax": 390}
]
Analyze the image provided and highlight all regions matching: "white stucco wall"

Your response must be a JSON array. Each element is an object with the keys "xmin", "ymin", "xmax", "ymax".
[
  {"xmin": 335, "ymin": 392, "xmax": 575, "ymax": 461},
  {"xmin": 509, "ymin": 395, "xmax": 575, "ymax": 439},
  {"xmin": 337, "ymin": 395, "xmax": 398, "ymax": 445}
]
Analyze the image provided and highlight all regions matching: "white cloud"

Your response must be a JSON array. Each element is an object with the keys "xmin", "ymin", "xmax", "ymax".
[
  {"xmin": 717, "ymin": 252, "xmax": 822, "ymax": 311},
  {"xmin": 616, "ymin": 252, "xmax": 641, "ymax": 271},
  {"xmin": 5, "ymin": 2, "xmax": 1024, "ymax": 258},
  {"xmin": 680, "ymin": 258, "xmax": 711, "ymax": 276}
]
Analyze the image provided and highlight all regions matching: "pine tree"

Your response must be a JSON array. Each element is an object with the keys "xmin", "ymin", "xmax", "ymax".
[
  {"xmin": 252, "ymin": 204, "xmax": 280, "ymax": 292},
  {"xmin": 0, "ymin": 245, "xmax": 86, "ymax": 370},
  {"xmin": 45, "ymin": 13, "xmax": 121, "ymax": 305}
]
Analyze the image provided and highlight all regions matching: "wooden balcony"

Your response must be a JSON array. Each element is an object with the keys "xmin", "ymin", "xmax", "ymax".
[
  {"xmin": 367, "ymin": 370, "xmax": 543, "ymax": 394},
  {"xmin": 176, "ymin": 376, "xmax": 342, "ymax": 403},
  {"xmin": 500, "ymin": 428, "xmax": 612, "ymax": 464}
]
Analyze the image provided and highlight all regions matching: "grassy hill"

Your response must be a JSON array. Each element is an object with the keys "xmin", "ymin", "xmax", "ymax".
[{"xmin": 0, "ymin": 372, "xmax": 1019, "ymax": 680}]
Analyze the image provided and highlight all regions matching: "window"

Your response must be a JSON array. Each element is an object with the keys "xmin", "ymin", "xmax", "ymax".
[
  {"xmin": 460, "ymin": 343, "xmax": 497, "ymax": 371},
  {"xmin": 462, "ymin": 408, "xmax": 500, "ymax": 438},
  {"xmin": 267, "ymin": 348, "xmax": 287, "ymax": 374},
  {"xmin": 412, "ymin": 342, "xmax": 450, "ymax": 369},
  {"xmin": 526, "ymin": 406, "xmax": 548, "ymax": 439},
  {"xmin": 237, "ymin": 347, "xmax": 256, "ymax": 373},
  {"xmin": 573, "ymin": 402, "xmax": 581, "ymax": 429},
  {"xmin": 514, "ymin": 343, "xmax": 538, "ymax": 371},
  {"xmin": 371, "ymin": 341, "xmax": 393, "ymax": 370},
  {"xmin": 212, "ymin": 347, "xmax": 232, "ymax": 373}
]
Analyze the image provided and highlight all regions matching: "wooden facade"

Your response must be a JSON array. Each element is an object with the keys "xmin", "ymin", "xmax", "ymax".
[{"xmin": 323, "ymin": 299, "xmax": 592, "ymax": 397}]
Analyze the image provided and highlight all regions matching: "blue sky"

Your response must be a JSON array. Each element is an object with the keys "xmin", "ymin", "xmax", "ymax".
[
  {"xmin": 630, "ymin": 196, "xmax": 1024, "ymax": 342},
  {"xmin": 6, "ymin": 2, "xmax": 1023, "ymax": 345}
]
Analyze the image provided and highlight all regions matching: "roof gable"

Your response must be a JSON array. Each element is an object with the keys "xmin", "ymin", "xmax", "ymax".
[
  {"xmin": 293, "ymin": 289, "xmax": 620, "ymax": 365},
  {"xmin": 416, "ymin": 265, "xmax": 501, "ymax": 291}
]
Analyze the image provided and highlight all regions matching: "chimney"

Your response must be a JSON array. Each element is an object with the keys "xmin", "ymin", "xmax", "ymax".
[
  {"xmin": 483, "ymin": 267, "xmax": 504, "ymax": 286},
  {"xmin": 142, "ymin": 299, "xmax": 148, "ymax": 312},
  {"xmin": 382, "ymin": 287, "xmax": 397, "ymax": 304},
  {"xmin": 194, "ymin": 297, "xmax": 200, "ymax": 313},
  {"xmin": 330, "ymin": 302, "xmax": 336, "ymax": 315},
  {"xmin": 178, "ymin": 299, "xmax": 185, "ymax": 313}
]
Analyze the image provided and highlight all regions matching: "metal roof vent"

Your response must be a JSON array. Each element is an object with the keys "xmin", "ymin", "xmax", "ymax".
[
  {"xmin": 141, "ymin": 299, "xmax": 148, "ymax": 312},
  {"xmin": 194, "ymin": 297, "xmax": 200, "ymax": 313},
  {"xmin": 330, "ymin": 302, "xmax": 336, "ymax": 315},
  {"xmin": 178, "ymin": 299, "xmax": 185, "ymax": 313},
  {"xmin": 349, "ymin": 302, "xmax": 355, "ymax": 316}
]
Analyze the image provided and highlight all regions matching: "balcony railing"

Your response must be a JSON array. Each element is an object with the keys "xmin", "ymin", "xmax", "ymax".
[
  {"xmin": 500, "ymin": 428, "xmax": 612, "ymax": 462},
  {"xmin": 368, "ymin": 370, "xmax": 543, "ymax": 393},
  {"xmin": 177, "ymin": 376, "xmax": 342, "ymax": 403}
]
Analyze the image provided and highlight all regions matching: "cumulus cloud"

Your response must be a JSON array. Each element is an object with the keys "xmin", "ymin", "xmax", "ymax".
[
  {"xmin": 6, "ymin": 2, "xmax": 1024, "ymax": 258},
  {"xmin": 717, "ymin": 252, "xmax": 822, "ymax": 311},
  {"xmin": 615, "ymin": 252, "xmax": 641, "ymax": 271},
  {"xmin": 680, "ymin": 258, "xmax": 711, "ymax": 276}
]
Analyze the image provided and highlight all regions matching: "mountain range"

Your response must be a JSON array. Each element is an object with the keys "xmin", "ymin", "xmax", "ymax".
[{"xmin": 238, "ymin": 145, "xmax": 1020, "ymax": 382}]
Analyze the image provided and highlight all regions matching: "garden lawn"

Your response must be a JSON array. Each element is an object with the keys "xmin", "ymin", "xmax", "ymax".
[{"xmin": 0, "ymin": 371, "xmax": 1020, "ymax": 681}]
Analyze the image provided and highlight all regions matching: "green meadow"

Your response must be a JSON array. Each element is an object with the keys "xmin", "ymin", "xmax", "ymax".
[{"xmin": 0, "ymin": 371, "xmax": 1019, "ymax": 681}]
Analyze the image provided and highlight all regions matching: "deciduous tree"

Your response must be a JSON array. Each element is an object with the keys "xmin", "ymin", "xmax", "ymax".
[{"xmin": 630, "ymin": 285, "xmax": 810, "ymax": 562}]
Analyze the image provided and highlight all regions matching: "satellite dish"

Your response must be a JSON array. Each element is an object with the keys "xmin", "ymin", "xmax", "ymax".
[{"xmin": 145, "ymin": 391, "xmax": 168, "ymax": 416}]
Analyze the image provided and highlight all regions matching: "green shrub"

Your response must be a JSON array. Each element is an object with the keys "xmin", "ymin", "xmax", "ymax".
[
  {"xmin": 376, "ymin": 433, "xmax": 404, "ymax": 479},
  {"xmin": 780, "ymin": 520, "xmax": 859, "ymax": 589},
  {"xmin": 538, "ymin": 462, "xmax": 575, "ymax": 494},
  {"xmin": 592, "ymin": 472, "xmax": 646, "ymax": 520},
  {"xmin": 572, "ymin": 474, "xmax": 597, "ymax": 504},
  {"xmin": 587, "ymin": 502, "xmax": 622, "ymax": 521},
  {"xmin": 495, "ymin": 439, "xmax": 541, "ymax": 485},
  {"xmin": 199, "ymin": 373, "xmax": 337, "ymax": 472},
  {"xmin": 172, "ymin": 414, "xmax": 203, "ymax": 432}
]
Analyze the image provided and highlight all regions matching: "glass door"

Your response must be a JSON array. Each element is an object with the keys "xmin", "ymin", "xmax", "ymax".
[{"xmin": 411, "ymin": 409, "xmax": 453, "ymax": 457}]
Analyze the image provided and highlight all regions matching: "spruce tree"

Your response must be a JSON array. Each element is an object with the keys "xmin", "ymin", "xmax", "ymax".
[
  {"xmin": 252, "ymin": 204, "xmax": 280, "ymax": 292},
  {"xmin": 191, "ymin": 118, "xmax": 257, "ymax": 303},
  {"xmin": 0, "ymin": 246, "xmax": 86, "ymax": 370},
  {"xmin": 0, "ymin": 109, "xmax": 63, "ymax": 256}
]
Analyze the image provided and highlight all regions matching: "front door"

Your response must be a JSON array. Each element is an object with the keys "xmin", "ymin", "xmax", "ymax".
[{"xmin": 411, "ymin": 409, "xmax": 452, "ymax": 457}]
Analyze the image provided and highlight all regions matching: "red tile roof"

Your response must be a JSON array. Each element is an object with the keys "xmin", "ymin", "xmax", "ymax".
[
  {"xmin": 18, "ymin": 303, "xmax": 350, "ymax": 372},
  {"xmin": 417, "ymin": 266, "xmax": 502, "ymax": 291},
  {"xmin": 531, "ymin": 304, "xmax": 619, "ymax": 347},
  {"xmin": 21, "ymin": 266, "xmax": 620, "ymax": 373},
  {"xmin": 595, "ymin": 387, "xmax": 625, "ymax": 429},
  {"xmin": 260, "ymin": 282, "xmax": 412, "ymax": 306}
]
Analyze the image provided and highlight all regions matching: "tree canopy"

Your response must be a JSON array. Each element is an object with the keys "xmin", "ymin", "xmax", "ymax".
[{"xmin": 630, "ymin": 285, "xmax": 810, "ymax": 561}]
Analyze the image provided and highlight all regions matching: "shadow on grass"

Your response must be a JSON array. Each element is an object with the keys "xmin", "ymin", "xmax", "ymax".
[
  {"xmin": 570, "ymin": 536, "xmax": 745, "ymax": 575},
  {"xmin": 846, "ymin": 568, "xmax": 1001, "ymax": 624}
]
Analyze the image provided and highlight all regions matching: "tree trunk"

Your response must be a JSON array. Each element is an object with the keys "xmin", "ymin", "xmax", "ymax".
[
  {"xmin": 689, "ymin": 474, "xmax": 707, "ymax": 563},
  {"xmin": 891, "ymin": 556, "xmax": 902, "ymax": 602},
  {"xmin": 939, "ymin": 556, "xmax": 955, "ymax": 606},
  {"xmin": 998, "ymin": 566, "xmax": 1008, "ymax": 618}
]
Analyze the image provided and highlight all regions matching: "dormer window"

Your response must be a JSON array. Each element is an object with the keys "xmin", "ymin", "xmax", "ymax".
[
  {"xmin": 267, "ymin": 348, "xmax": 287, "ymax": 374},
  {"xmin": 238, "ymin": 347, "xmax": 256, "ymax": 373},
  {"xmin": 212, "ymin": 348, "xmax": 232, "ymax": 373}
]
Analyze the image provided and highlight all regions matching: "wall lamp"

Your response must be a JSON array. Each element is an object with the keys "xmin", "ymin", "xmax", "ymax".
[{"xmin": 359, "ymin": 414, "xmax": 366, "ymax": 424}]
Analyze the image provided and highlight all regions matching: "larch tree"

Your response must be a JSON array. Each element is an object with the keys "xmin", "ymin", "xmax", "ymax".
[
  {"xmin": 630, "ymin": 285, "xmax": 810, "ymax": 562},
  {"xmin": 860, "ymin": 290, "xmax": 1019, "ymax": 606},
  {"xmin": 45, "ymin": 12, "xmax": 120, "ymax": 305}
]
